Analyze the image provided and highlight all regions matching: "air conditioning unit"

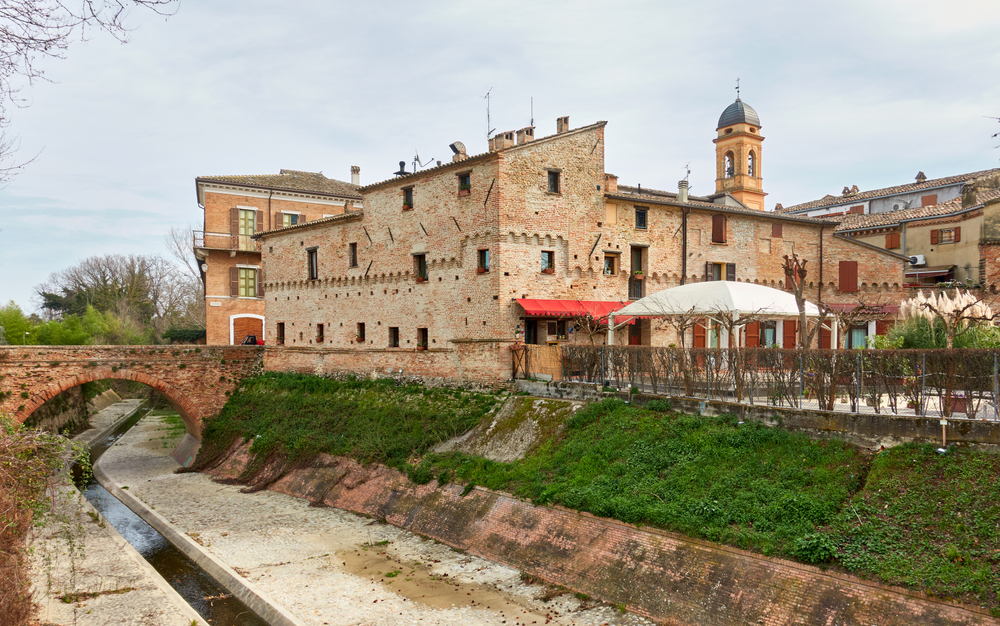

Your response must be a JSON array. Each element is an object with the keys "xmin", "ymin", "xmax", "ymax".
[{"xmin": 910, "ymin": 254, "xmax": 927, "ymax": 266}]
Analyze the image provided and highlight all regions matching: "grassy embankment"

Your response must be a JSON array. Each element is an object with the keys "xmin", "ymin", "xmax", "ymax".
[{"xmin": 199, "ymin": 374, "xmax": 1000, "ymax": 614}]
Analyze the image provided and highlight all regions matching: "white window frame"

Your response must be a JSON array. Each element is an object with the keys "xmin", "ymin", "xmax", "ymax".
[{"xmin": 229, "ymin": 314, "xmax": 265, "ymax": 345}]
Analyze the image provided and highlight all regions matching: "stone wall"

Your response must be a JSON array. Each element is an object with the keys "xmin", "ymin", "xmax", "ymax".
[{"xmin": 206, "ymin": 444, "xmax": 996, "ymax": 626}]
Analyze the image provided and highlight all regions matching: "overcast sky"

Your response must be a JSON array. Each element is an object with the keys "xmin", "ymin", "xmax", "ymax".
[{"xmin": 2, "ymin": 0, "xmax": 999, "ymax": 312}]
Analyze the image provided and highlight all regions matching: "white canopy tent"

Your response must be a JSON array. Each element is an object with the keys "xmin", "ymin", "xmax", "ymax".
[{"xmin": 607, "ymin": 281, "xmax": 820, "ymax": 346}]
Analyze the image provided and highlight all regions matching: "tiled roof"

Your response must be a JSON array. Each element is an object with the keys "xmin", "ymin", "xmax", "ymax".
[
  {"xmin": 255, "ymin": 209, "xmax": 363, "ymax": 238},
  {"xmin": 197, "ymin": 169, "xmax": 361, "ymax": 198},
  {"xmin": 834, "ymin": 188, "xmax": 1000, "ymax": 232},
  {"xmin": 605, "ymin": 189, "xmax": 832, "ymax": 224},
  {"xmin": 778, "ymin": 168, "xmax": 1000, "ymax": 213}
]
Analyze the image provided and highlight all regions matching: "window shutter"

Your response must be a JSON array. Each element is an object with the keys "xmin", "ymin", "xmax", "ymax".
[
  {"xmin": 931, "ymin": 229, "xmax": 939, "ymax": 245},
  {"xmin": 876, "ymin": 319, "xmax": 891, "ymax": 336},
  {"xmin": 726, "ymin": 263, "xmax": 736, "ymax": 282},
  {"xmin": 712, "ymin": 214, "xmax": 725, "ymax": 243},
  {"xmin": 839, "ymin": 260, "xmax": 858, "ymax": 292},
  {"xmin": 921, "ymin": 194, "xmax": 937, "ymax": 207},
  {"xmin": 257, "ymin": 270, "xmax": 264, "ymax": 297},
  {"xmin": 275, "ymin": 212, "xmax": 284, "ymax": 228},
  {"xmin": 885, "ymin": 233, "xmax": 892, "ymax": 248},
  {"xmin": 705, "ymin": 262, "xmax": 712, "ymax": 281},
  {"xmin": 772, "ymin": 223, "xmax": 782, "ymax": 238},
  {"xmin": 255, "ymin": 210, "xmax": 264, "ymax": 233},
  {"xmin": 850, "ymin": 205, "xmax": 863, "ymax": 215},
  {"xmin": 693, "ymin": 322, "xmax": 707, "ymax": 348},
  {"xmin": 745, "ymin": 322, "xmax": 760, "ymax": 348},
  {"xmin": 955, "ymin": 226, "xmax": 961, "ymax": 243},
  {"xmin": 820, "ymin": 325, "xmax": 832, "ymax": 349},
  {"xmin": 783, "ymin": 320, "xmax": 798, "ymax": 348},
  {"xmin": 230, "ymin": 207, "xmax": 239, "ymax": 248},
  {"xmin": 229, "ymin": 267, "xmax": 239, "ymax": 297}
]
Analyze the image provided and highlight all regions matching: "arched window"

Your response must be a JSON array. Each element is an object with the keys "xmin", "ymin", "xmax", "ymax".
[
  {"xmin": 724, "ymin": 152, "xmax": 735, "ymax": 178},
  {"xmin": 747, "ymin": 151, "xmax": 756, "ymax": 177}
]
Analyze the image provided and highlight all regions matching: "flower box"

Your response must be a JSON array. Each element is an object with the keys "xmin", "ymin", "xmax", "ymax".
[
  {"xmin": 633, "ymin": 274, "xmax": 644, "ymax": 281},
  {"xmin": 477, "ymin": 268, "xmax": 488, "ymax": 274},
  {"xmin": 458, "ymin": 189, "xmax": 471, "ymax": 196},
  {"xmin": 403, "ymin": 203, "xmax": 413, "ymax": 210},
  {"xmin": 416, "ymin": 345, "xmax": 427, "ymax": 351},
  {"xmin": 355, "ymin": 337, "xmax": 364, "ymax": 343},
  {"xmin": 415, "ymin": 277, "xmax": 428, "ymax": 283},
  {"xmin": 542, "ymin": 268, "xmax": 555, "ymax": 274}
]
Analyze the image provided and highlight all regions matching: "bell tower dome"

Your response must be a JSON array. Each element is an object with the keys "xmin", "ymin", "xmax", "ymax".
[{"xmin": 713, "ymin": 97, "xmax": 766, "ymax": 211}]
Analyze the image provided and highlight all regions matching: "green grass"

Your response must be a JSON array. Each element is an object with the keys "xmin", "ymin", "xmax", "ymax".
[
  {"xmin": 195, "ymin": 373, "xmax": 501, "ymax": 473},
  {"xmin": 419, "ymin": 398, "xmax": 868, "ymax": 558},
  {"xmin": 826, "ymin": 443, "xmax": 1000, "ymax": 612}
]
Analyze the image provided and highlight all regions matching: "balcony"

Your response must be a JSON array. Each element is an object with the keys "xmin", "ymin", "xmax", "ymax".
[
  {"xmin": 193, "ymin": 231, "xmax": 261, "ymax": 253},
  {"xmin": 628, "ymin": 277, "xmax": 645, "ymax": 300}
]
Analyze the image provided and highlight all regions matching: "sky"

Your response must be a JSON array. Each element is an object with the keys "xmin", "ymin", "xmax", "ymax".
[{"xmin": 1, "ymin": 0, "xmax": 999, "ymax": 312}]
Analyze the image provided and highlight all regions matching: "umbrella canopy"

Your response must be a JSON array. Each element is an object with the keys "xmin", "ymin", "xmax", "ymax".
[{"xmin": 613, "ymin": 281, "xmax": 820, "ymax": 320}]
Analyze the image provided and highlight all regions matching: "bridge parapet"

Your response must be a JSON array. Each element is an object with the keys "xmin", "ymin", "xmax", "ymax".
[{"xmin": 0, "ymin": 345, "xmax": 263, "ymax": 441}]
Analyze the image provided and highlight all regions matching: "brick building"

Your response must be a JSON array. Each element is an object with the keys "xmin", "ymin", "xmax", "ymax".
[
  {"xmin": 256, "ymin": 100, "xmax": 907, "ymax": 382},
  {"xmin": 194, "ymin": 169, "xmax": 361, "ymax": 345}
]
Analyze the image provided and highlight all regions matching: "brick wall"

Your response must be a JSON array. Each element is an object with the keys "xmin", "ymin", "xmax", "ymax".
[{"xmin": 207, "ymin": 445, "xmax": 994, "ymax": 626}]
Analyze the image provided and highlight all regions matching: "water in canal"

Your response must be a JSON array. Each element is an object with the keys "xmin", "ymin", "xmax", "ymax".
[{"xmin": 74, "ymin": 407, "xmax": 269, "ymax": 626}]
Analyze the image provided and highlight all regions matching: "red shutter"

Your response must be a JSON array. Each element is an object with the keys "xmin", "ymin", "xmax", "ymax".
[
  {"xmin": 230, "ymin": 267, "xmax": 239, "ymax": 296},
  {"xmin": 256, "ymin": 269, "xmax": 264, "ymax": 297},
  {"xmin": 693, "ymin": 322, "xmax": 707, "ymax": 348},
  {"xmin": 931, "ymin": 229, "xmax": 939, "ymax": 245},
  {"xmin": 922, "ymin": 194, "xmax": 938, "ymax": 207},
  {"xmin": 712, "ymin": 214, "xmax": 726, "ymax": 243},
  {"xmin": 955, "ymin": 226, "xmax": 961, "ymax": 243},
  {"xmin": 783, "ymin": 320, "xmax": 798, "ymax": 348},
  {"xmin": 886, "ymin": 233, "xmax": 900, "ymax": 249},
  {"xmin": 726, "ymin": 263, "xmax": 736, "ymax": 282},
  {"xmin": 820, "ymin": 325, "xmax": 832, "ymax": 349},
  {"xmin": 876, "ymin": 319, "xmax": 892, "ymax": 336},
  {"xmin": 275, "ymin": 212, "xmax": 284, "ymax": 228},
  {"xmin": 850, "ymin": 205, "xmax": 863, "ymax": 214},
  {"xmin": 255, "ymin": 210, "xmax": 264, "ymax": 233},
  {"xmin": 745, "ymin": 322, "xmax": 760, "ymax": 347},
  {"xmin": 839, "ymin": 260, "xmax": 858, "ymax": 292},
  {"xmin": 772, "ymin": 223, "xmax": 782, "ymax": 238}
]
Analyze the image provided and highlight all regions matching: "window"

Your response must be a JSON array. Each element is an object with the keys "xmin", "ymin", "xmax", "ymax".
[
  {"xmin": 935, "ymin": 228, "xmax": 959, "ymax": 244},
  {"xmin": 886, "ymin": 232, "xmax": 901, "ymax": 249},
  {"xmin": 848, "ymin": 325, "xmax": 868, "ymax": 349},
  {"xmin": 771, "ymin": 223, "xmax": 783, "ymax": 238},
  {"xmin": 839, "ymin": 260, "xmax": 858, "ymax": 292},
  {"xmin": 316, "ymin": 323, "xmax": 324, "ymax": 343},
  {"xmin": 229, "ymin": 267, "xmax": 263, "ymax": 298},
  {"xmin": 414, "ymin": 253, "xmax": 428, "ymax": 280},
  {"xmin": 761, "ymin": 321, "xmax": 776, "ymax": 347},
  {"xmin": 747, "ymin": 151, "xmax": 755, "ymax": 177},
  {"xmin": 282, "ymin": 213, "xmax": 299, "ymax": 228},
  {"xmin": 356, "ymin": 322, "xmax": 366, "ymax": 343},
  {"xmin": 478, "ymin": 249, "xmax": 490, "ymax": 272},
  {"xmin": 403, "ymin": 187, "xmax": 414, "ymax": 209},
  {"xmin": 724, "ymin": 151, "xmax": 735, "ymax": 178},
  {"xmin": 349, "ymin": 242, "xmax": 358, "ymax": 268},
  {"xmin": 921, "ymin": 194, "xmax": 938, "ymax": 207},
  {"xmin": 541, "ymin": 250, "xmax": 555, "ymax": 273},
  {"xmin": 458, "ymin": 172, "xmax": 471, "ymax": 194},
  {"xmin": 234, "ymin": 208, "xmax": 259, "ymax": 251},
  {"xmin": 389, "ymin": 327, "xmax": 400, "ymax": 348},
  {"xmin": 276, "ymin": 322, "xmax": 285, "ymax": 345},
  {"xmin": 712, "ymin": 214, "xmax": 727, "ymax": 243},
  {"xmin": 307, "ymin": 248, "xmax": 318, "ymax": 280},
  {"xmin": 635, "ymin": 208, "xmax": 648, "ymax": 230},
  {"xmin": 603, "ymin": 253, "xmax": 618, "ymax": 275},
  {"xmin": 705, "ymin": 262, "xmax": 736, "ymax": 282},
  {"xmin": 417, "ymin": 327, "xmax": 428, "ymax": 349},
  {"xmin": 547, "ymin": 171, "xmax": 560, "ymax": 194},
  {"xmin": 709, "ymin": 322, "xmax": 720, "ymax": 349}
]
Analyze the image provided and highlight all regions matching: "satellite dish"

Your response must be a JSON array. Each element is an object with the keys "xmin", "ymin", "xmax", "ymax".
[{"xmin": 200, "ymin": 263, "xmax": 209, "ymax": 273}]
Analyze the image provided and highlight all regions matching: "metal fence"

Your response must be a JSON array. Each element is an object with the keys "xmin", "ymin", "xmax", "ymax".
[{"xmin": 515, "ymin": 344, "xmax": 1000, "ymax": 420}]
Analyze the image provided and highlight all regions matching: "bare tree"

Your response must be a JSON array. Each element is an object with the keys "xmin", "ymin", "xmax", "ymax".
[
  {"xmin": 783, "ymin": 253, "xmax": 828, "ymax": 348},
  {"xmin": 0, "ymin": 0, "xmax": 178, "ymax": 182},
  {"xmin": 164, "ymin": 225, "xmax": 200, "ymax": 280}
]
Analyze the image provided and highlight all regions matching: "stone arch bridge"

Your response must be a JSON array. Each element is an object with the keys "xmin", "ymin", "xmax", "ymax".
[{"xmin": 0, "ymin": 345, "xmax": 263, "ymax": 465}]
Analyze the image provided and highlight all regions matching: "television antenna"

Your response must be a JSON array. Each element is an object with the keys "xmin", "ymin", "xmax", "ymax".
[
  {"xmin": 412, "ymin": 149, "xmax": 435, "ymax": 172},
  {"xmin": 682, "ymin": 163, "xmax": 691, "ymax": 182},
  {"xmin": 484, "ymin": 87, "xmax": 495, "ymax": 139}
]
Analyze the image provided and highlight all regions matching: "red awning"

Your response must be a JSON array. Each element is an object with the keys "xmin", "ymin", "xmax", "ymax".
[
  {"xmin": 515, "ymin": 299, "xmax": 627, "ymax": 320},
  {"xmin": 904, "ymin": 264, "xmax": 954, "ymax": 279}
]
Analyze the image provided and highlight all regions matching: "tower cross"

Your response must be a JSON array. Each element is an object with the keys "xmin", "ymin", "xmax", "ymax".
[{"xmin": 735, "ymin": 77, "xmax": 740, "ymax": 98}]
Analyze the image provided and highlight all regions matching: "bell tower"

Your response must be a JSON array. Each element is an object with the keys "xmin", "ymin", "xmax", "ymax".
[{"xmin": 713, "ymin": 97, "xmax": 766, "ymax": 211}]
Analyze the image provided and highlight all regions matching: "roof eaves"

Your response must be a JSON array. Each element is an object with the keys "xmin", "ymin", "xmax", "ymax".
[
  {"xmin": 603, "ymin": 193, "xmax": 829, "ymax": 224},
  {"xmin": 195, "ymin": 177, "xmax": 362, "ymax": 200},
  {"xmin": 254, "ymin": 210, "xmax": 364, "ymax": 239}
]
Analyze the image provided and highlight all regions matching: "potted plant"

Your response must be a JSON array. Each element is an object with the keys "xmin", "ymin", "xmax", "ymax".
[
  {"xmin": 416, "ymin": 342, "xmax": 427, "ymax": 351},
  {"xmin": 477, "ymin": 267, "xmax": 488, "ymax": 274},
  {"xmin": 415, "ymin": 276, "xmax": 427, "ymax": 283},
  {"xmin": 355, "ymin": 336, "xmax": 364, "ymax": 343},
  {"xmin": 459, "ymin": 183, "xmax": 471, "ymax": 196},
  {"xmin": 403, "ymin": 202, "xmax": 413, "ymax": 210},
  {"xmin": 542, "ymin": 268, "xmax": 555, "ymax": 274},
  {"xmin": 633, "ymin": 270, "xmax": 644, "ymax": 281}
]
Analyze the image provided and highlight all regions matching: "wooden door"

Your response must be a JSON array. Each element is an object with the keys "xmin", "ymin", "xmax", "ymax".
[{"xmin": 233, "ymin": 317, "xmax": 262, "ymax": 345}]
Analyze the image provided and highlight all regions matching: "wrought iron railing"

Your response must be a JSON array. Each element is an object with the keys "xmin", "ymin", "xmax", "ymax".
[{"xmin": 193, "ymin": 231, "xmax": 261, "ymax": 252}]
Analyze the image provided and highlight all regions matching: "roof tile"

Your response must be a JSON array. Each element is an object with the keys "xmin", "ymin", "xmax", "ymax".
[{"xmin": 198, "ymin": 169, "xmax": 361, "ymax": 198}]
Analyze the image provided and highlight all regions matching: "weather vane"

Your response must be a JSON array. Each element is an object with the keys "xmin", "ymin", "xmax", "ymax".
[{"xmin": 735, "ymin": 77, "xmax": 740, "ymax": 98}]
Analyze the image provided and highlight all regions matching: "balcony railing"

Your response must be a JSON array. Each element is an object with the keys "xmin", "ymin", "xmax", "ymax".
[
  {"xmin": 193, "ymin": 231, "xmax": 261, "ymax": 253},
  {"xmin": 628, "ymin": 277, "xmax": 645, "ymax": 300}
]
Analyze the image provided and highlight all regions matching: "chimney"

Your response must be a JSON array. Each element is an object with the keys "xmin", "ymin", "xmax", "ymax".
[
  {"xmin": 678, "ymin": 180, "xmax": 689, "ymax": 204},
  {"xmin": 498, "ymin": 130, "xmax": 515, "ymax": 149},
  {"xmin": 604, "ymin": 173, "xmax": 618, "ymax": 194},
  {"xmin": 556, "ymin": 116, "xmax": 570, "ymax": 134},
  {"xmin": 916, "ymin": 171, "xmax": 927, "ymax": 183},
  {"xmin": 450, "ymin": 141, "xmax": 468, "ymax": 162},
  {"xmin": 351, "ymin": 165, "xmax": 360, "ymax": 186},
  {"xmin": 516, "ymin": 126, "xmax": 535, "ymax": 145}
]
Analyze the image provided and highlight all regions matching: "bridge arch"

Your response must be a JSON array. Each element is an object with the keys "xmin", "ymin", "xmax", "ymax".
[{"xmin": 16, "ymin": 366, "xmax": 206, "ymax": 439}]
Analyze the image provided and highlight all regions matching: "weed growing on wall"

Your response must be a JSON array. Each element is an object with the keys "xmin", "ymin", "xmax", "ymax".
[{"xmin": 193, "ymin": 373, "xmax": 501, "ymax": 485}]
